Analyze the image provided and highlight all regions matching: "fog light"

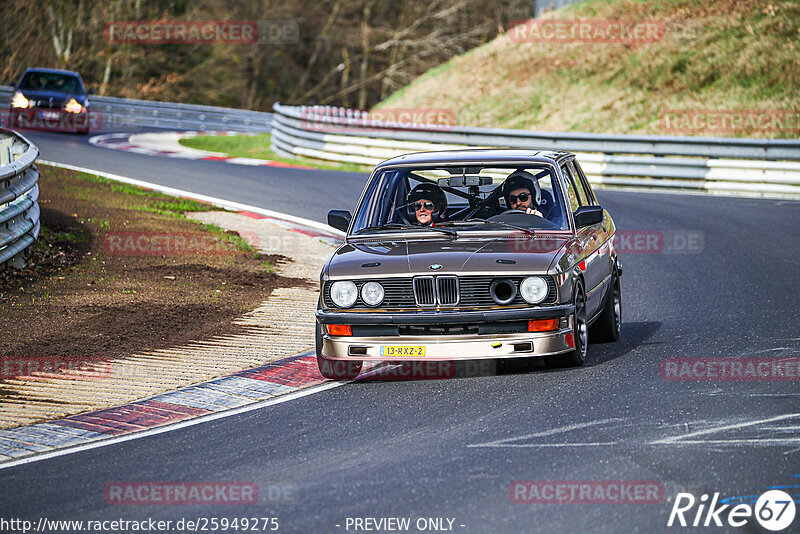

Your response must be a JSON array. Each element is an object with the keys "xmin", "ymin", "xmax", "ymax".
[
  {"xmin": 528, "ymin": 318, "xmax": 558, "ymax": 332},
  {"xmin": 328, "ymin": 324, "xmax": 352, "ymax": 336}
]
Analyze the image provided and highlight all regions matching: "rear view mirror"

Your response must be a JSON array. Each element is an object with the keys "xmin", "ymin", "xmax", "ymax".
[
  {"xmin": 574, "ymin": 205, "xmax": 603, "ymax": 228},
  {"xmin": 327, "ymin": 210, "xmax": 352, "ymax": 232},
  {"xmin": 437, "ymin": 175, "xmax": 492, "ymax": 188}
]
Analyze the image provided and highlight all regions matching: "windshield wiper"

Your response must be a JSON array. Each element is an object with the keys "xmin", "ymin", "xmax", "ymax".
[
  {"xmin": 460, "ymin": 218, "xmax": 535, "ymax": 236},
  {"xmin": 355, "ymin": 223, "xmax": 457, "ymax": 237}
]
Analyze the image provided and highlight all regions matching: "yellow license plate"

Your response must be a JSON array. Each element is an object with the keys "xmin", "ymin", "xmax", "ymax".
[{"xmin": 380, "ymin": 345, "xmax": 426, "ymax": 357}]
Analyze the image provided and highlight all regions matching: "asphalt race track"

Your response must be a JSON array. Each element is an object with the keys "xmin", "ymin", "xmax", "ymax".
[
  {"xmin": 26, "ymin": 128, "xmax": 365, "ymax": 224},
  {"xmin": 3, "ymin": 127, "xmax": 800, "ymax": 532}
]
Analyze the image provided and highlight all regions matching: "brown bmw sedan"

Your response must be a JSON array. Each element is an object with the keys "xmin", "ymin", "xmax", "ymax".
[{"xmin": 316, "ymin": 149, "xmax": 622, "ymax": 379}]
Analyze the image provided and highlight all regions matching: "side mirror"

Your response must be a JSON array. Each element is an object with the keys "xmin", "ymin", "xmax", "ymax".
[
  {"xmin": 327, "ymin": 210, "xmax": 352, "ymax": 232},
  {"xmin": 574, "ymin": 205, "xmax": 603, "ymax": 228},
  {"xmin": 88, "ymin": 88, "xmax": 96, "ymax": 95},
  {"xmin": 9, "ymin": 82, "xmax": 15, "ymax": 89}
]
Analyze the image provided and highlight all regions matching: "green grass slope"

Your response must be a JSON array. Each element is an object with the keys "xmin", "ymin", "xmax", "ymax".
[{"xmin": 376, "ymin": 0, "xmax": 800, "ymax": 138}]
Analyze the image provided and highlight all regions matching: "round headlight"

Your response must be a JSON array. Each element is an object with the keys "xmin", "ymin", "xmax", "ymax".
[
  {"xmin": 361, "ymin": 281, "xmax": 384, "ymax": 306},
  {"xmin": 520, "ymin": 276, "xmax": 549, "ymax": 304},
  {"xmin": 330, "ymin": 281, "xmax": 357, "ymax": 307}
]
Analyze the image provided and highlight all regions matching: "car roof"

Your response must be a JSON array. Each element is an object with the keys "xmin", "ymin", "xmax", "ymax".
[
  {"xmin": 375, "ymin": 148, "xmax": 574, "ymax": 169},
  {"xmin": 21, "ymin": 68, "xmax": 84, "ymax": 79}
]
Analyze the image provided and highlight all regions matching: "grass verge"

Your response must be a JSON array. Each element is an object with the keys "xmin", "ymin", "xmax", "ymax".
[
  {"xmin": 179, "ymin": 133, "xmax": 371, "ymax": 172},
  {"xmin": 0, "ymin": 164, "xmax": 303, "ymax": 360}
]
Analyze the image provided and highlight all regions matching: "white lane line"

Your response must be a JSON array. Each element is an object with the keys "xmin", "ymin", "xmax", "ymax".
[
  {"xmin": 38, "ymin": 160, "xmax": 345, "ymax": 238},
  {"xmin": 649, "ymin": 413, "xmax": 800, "ymax": 445},
  {"xmin": 656, "ymin": 439, "xmax": 800, "ymax": 446},
  {"xmin": 471, "ymin": 442, "xmax": 618, "ymax": 448},
  {"xmin": 467, "ymin": 418, "xmax": 625, "ymax": 448},
  {"xmin": 0, "ymin": 380, "xmax": 345, "ymax": 471}
]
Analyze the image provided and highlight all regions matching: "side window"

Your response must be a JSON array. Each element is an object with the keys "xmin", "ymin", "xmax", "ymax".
[
  {"xmin": 569, "ymin": 160, "xmax": 596, "ymax": 205},
  {"xmin": 564, "ymin": 161, "xmax": 590, "ymax": 207},
  {"xmin": 560, "ymin": 165, "xmax": 581, "ymax": 212}
]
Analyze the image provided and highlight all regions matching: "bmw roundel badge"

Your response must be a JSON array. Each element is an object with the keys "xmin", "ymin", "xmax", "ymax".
[{"xmin": 429, "ymin": 264, "xmax": 442, "ymax": 270}]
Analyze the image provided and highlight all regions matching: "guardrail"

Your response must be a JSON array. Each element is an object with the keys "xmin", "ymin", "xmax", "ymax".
[
  {"xmin": 0, "ymin": 129, "xmax": 40, "ymax": 268},
  {"xmin": 0, "ymin": 86, "xmax": 272, "ymax": 132},
  {"xmin": 271, "ymin": 103, "xmax": 800, "ymax": 198}
]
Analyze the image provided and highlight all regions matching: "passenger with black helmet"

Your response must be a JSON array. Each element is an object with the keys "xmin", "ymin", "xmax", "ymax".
[
  {"xmin": 406, "ymin": 182, "xmax": 448, "ymax": 226},
  {"xmin": 502, "ymin": 170, "xmax": 543, "ymax": 217}
]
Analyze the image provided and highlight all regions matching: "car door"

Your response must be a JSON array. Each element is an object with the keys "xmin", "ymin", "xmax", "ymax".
[{"xmin": 562, "ymin": 160, "xmax": 604, "ymax": 318}]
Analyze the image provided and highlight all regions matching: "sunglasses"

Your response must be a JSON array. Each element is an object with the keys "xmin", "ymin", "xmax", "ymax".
[
  {"xmin": 508, "ymin": 192, "xmax": 530, "ymax": 204},
  {"xmin": 414, "ymin": 201, "xmax": 435, "ymax": 211}
]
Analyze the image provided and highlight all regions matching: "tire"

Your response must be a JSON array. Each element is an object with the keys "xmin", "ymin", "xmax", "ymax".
[
  {"xmin": 315, "ymin": 322, "xmax": 362, "ymax": 380},
  {"xmin": 545, "ymin": 281, "xmax": 588, "ymax": 368},
  {"xmin": 589, "ymin": 269, "xmax": 621, "ymax": 343}
]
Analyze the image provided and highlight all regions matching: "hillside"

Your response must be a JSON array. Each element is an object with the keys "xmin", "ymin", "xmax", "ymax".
[{"xmin": 375, "ymin": 0, "xmax": 800, "ymax": 138}]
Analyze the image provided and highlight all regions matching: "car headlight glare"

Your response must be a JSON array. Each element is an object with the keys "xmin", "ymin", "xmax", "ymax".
[
  {"xmin": 520, "ymin": 276, "xmax": 549, "ymax": 304},
  {"xmin": 11, "ymin": 91, "xmax": 29, "ymax": 109},
  {"xmin": 330, "ymin": 281, "xmax": 357, "ymax": 308},
  {"xmin": 65, "ymin": 98, "xmax": 83, "ymax": 114},
  {"xmin": 361, "ymin": 281, "xmax": 384, "ymax": 306}
]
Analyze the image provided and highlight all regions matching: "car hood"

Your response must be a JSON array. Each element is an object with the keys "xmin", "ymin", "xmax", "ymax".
[
  {"xmin": 326, "ymin": 235, "xmax": 571, "ymax": 278},
  {"xmin": 18, "ymin": 89, "xmax": 87, "ymax": 106}
]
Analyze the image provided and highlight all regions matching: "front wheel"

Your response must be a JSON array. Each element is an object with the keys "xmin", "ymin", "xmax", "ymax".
[
  {"xmin": 545, "ymin": 281, "xmax": 588, "ymax": 368},
  {"xmin": 316, "ymin": 323, "xmax": 362, "ymax": 379}
]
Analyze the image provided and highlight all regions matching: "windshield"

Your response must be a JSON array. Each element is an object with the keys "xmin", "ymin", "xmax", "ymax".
[
  {"xmin": 351, "ymin": 164, "xmax": 569, "ymax": 234},
  {"xmin": 19, "ymin": 71, "xmax": 83, "ymax": 94}
]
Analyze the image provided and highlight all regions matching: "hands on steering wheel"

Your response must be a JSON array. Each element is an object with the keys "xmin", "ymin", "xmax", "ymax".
[{"xmin": 500, "ymin": 208, "xmax": 543, "ymax": 217}]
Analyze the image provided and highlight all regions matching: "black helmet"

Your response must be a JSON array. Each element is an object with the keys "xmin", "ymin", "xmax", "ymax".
[
  {"xmin": 502, "ymin": 170, "xmax": 541, "ymax": 207},
  {"xmin": 406, "ymin": 182, "xmax": 448, "ymax": 223}
]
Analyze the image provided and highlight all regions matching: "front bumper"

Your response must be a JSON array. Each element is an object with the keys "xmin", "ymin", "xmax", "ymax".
[
  {"xmin": 321, "ymin": 327, "xmax": 574, "ymax": 361},
  {"xmin": 317, "ymin": 304, "xmax": 576, "ymax": 361},
  {"xmin": 316, "ymin": 303, "xmax": 574, "ymax": 325}
]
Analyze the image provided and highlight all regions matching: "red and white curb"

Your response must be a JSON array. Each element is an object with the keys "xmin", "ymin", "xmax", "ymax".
[
  {"xmin": 0, "ymin": 352, "xmax": 315, "ymax": 462},
  {"xmin": 89, "ymin": 130, "xmax": 312, "ymax": 169},
  {"xmin": 0, "ymin": 350, "xmax": 404, "ymax": 468}
]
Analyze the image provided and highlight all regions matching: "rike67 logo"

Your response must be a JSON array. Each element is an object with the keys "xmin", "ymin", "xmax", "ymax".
[{"xmin": 668, "ymin": 490, "xmax": 796, "ymax": 531}]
